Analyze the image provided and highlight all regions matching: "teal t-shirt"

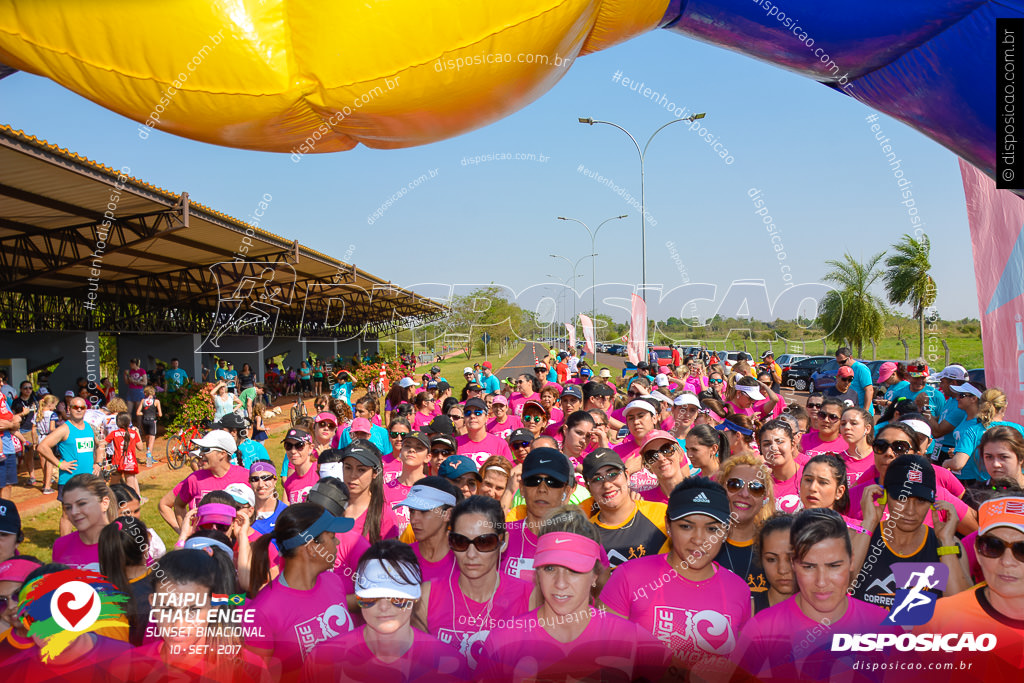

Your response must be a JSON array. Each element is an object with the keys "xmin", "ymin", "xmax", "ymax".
[{"xmin": 951, "ymin": 417, "xmax": 985, "ymax": 482}]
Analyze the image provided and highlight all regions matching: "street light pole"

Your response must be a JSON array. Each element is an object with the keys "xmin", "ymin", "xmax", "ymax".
[
  {"xmin": 577, "ymin": 114, "xmax": 706, "ymax": 318},
  {"xmin": 557, "ymin": 214, "xmax": 627, "ymax": 360},
  {"xmin": 550, "ymin": 253, "xmax": 595, "ymax": 359}
]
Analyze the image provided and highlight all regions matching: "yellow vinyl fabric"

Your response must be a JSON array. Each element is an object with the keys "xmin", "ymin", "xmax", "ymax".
[{"xmin": 0, "ymin": 0, "xmax": 667, "ymax": 153}]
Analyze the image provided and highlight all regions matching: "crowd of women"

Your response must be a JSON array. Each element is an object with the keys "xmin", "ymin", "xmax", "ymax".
[{"xmin": 0, "ymin": 351, "xmax": 1021, "ymax": 682}]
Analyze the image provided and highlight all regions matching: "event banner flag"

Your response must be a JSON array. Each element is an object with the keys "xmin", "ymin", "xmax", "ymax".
[
  {"xmin": 565, "ymin": 322, "xmax": 577, "ymax": 351},
  {"xmin": 579, "ymin": 314, "xmax": 596, "ymax": 356},
  {"xmin": 627, "ymin": 294, "xmax": 647, "ymax": 366},
  {"xmin": 959, "ymin": 159, "xmax": 1024, "ymax": 421}
]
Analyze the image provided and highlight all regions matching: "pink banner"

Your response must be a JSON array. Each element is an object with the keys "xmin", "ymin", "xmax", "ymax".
[
  {"xmin": 565, "ymin": 322, "xmax": 576, "ymax": 351},
  {"xmin": 627, "ymin": 293, "xmax": 647, "ymax": 366},
  {"xmin": 959, "ymin": 159, "xmax": 1024, "ymax": 422},
  {"xmin": 579, "ymin": 314, "xmax": 595, "ymax": 355}
]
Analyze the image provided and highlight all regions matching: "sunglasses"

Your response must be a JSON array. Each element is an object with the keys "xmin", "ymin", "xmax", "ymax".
[
  {"xmin": 871, "ymin": 439, "xmax": 913, "ymax": 456},
  {"xmin": 284, "ymin": 442, "xmax": 307, "ymax": 451},
  {"xmin": 356, "ymin": 597, "xmax": 415, "ymax": 610},
  {"xmin": 709, "ymin": 379, "xmax": 723, "ymax": 385},
  {"xmin": 249, "ymin": 475, "xmax": 274, "ymax": 483},
  {"xmin": 725, "ymin": 477, "xmax": 767, "ymax": 496},
  {"xmin": 975, "ymin": 534, "xmax": 1024, "ymax": 563},
  {"xmin": 511, "ymin": 441, "xmax": 531, "ymax": 449},
  {"xmin": 522, "ymin": 415, "xmax": 544, "ymax": 423},
  {"xmin": 819, "ymin": 413, "xmax": 842, "ymax": 422},
  {"xmin": 448, "ymin": 413, "xmax": 465, "ymax": 420},
  {"xmin": 593, "ymin": 423, "xmax": 608, "ymax": 429},
  {"xmin": 643, "ymin": 444, "xmax": 677, "ymax": 464},
  {"xmin": 522, "ymin": 475, "xmax": 567, "ymax": 488},
  {"xmin": 588, "ymin": 469, "xmax": 624, "ymax": 486},
  {"xmin": 448, "ymin": 532, "xmax": 501, "ymax": 553},
  {"xmin": 70, "ymin": 404, "xmax": 88, "ymax": 410},
  {"xmin": 316, "ymin": 421, "xmax": 336, "ymax": 429},
  {"xmin": 464, "ymin": 409, "xmax": 485, "ymax": 417},
  {"xmin": 389, "ymin": 431, "xmax": 409, "ymax": 439},
  {"xmin": 430, "ymin": 448, "xmax": 454, "ymax": 457}
]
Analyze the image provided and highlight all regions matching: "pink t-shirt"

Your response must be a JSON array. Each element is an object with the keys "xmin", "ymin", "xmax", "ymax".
[
  {"xmin": 52, "ymin": 531, "xmax": 100, "ymax": 571},
  {"xmin": 248, "ymin": 572, "xmax": 354, "ymax": 679},
  {"xmin": 381, "ymin": 459, "xmax": 402, "ymax": 485},
  {"xmin": 10, "ymin": 634, "xmax": 133, "ymax": 680},
  {"xmin": 172, "ymin": 465, "xmax": 251, "ymax": 509},
  {"xmin": 486, "ymin": 415, "xmax": 523, "ymax": 441},
  {"xmin": 411, "ymin": 542, "xmax": 457, "ymax": 584},
  {"xmin": 601, "ymin": 556, "xmax": 750, "ymax": 679},
  {"xmin": 735, "ymin": 595, "xmax": 893, "ymax": 681},
  {"xmin": 508, "ymin": 392, "xmax": 538, "ymax": 416},
  {"xmin": 412, "ymin": 411, "xmax": 434, "ymax": 431},
  {"xmin": 383, "ymin": 477, "xmax": 414, "ymax": 532},
  {"xmin": 477, "ymin": 608, "xmax": 672, "ymax": 682},
  {"xmin": 499, "ymin": 520, "xmax": 540, "ymax": 582},
  {"xmin": 332, "ymin": 531, "xmax": 371, "ymax": 589},
  {"xmin": 455, "ymin": 433, "xmax": 513, "ymax": 468},
  {"xmin": 284, "ymin": 465, "xmax": 319, "ymax": 504},
  {"xmin": 302, "ymin": 626, "xmax": 470, "ymax": 683},
  {"xmin": 348, "ymin": 505, "xmax": 400, "ymax": 541},
  {"xmin": 801, "ymin": 431, "xmax": 849, "ymax": 456},
  {"xmin": 773, "ymin": 466, "xmax": 803, "ymax": 514},
  {"xmin": 837, "ymin": 452, "xmax": 875, "ymax": 487},
  {"xmin": 425, "ymin": 571, "xmax": 533, "ymax": 659},
  {"xmin": 639, "ymin": 485, "xmax": 670, "ymax": 504}
]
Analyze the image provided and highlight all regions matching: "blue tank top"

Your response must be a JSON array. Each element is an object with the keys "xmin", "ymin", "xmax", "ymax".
[{"xmin": 56, "ymin": 421, "xmax": 96, "ymax": 485}]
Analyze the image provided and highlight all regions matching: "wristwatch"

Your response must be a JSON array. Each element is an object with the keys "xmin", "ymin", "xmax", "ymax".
[{"xmin": 937, "ymin": 545, "xmax": 962, "ymax": 557}]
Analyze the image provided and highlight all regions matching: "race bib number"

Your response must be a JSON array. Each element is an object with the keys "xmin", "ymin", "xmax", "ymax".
[{"xmin": 76, "ymin": 437, "xmax": 95, "ymax": 453}]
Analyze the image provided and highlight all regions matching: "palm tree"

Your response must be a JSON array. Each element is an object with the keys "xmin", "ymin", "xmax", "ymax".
[
  {"xmin": 883, "ymin": 234, "xmax": 936, "ymax": 357},
  {"xmin": 817, "ymin": 252, "xmax": 886, "ymax": 357}
]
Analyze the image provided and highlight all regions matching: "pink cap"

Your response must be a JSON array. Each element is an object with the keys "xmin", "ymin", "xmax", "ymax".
[
  {"xmin": 877, "ymin": 362, "xmax": 898, "ymax": 383},
  {"xmin": 315, "ymin": 412, "xmax": 338, "ymax": 424},
  {"xmin": 350, "ymin": 417, "xmax": 372, "ymax": 434},
  {"xmin": 0, "ymin": 557, "xmax": 40, "ymax": 584},
  {"xmin": 197, "ymin": 503, "xmax": 237, "ymax": 527},
  {"xmin": 534, "ymin": 532, "xmax": 603, "ymax": 572},
  {"xmin": 640, "ymin": 430, "xmax": 678, "ymax": 451},
  {"xmin": 491, "ymin": 394, "xmax": 508, "ymax": 406}
]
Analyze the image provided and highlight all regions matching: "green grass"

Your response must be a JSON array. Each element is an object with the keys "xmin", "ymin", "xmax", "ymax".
[{"xmin": 416, "ymin": 345, "xmax": 524, "ymax": 382}]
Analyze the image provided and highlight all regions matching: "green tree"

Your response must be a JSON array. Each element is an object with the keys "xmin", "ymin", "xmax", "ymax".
[
  {"xmin": 817, "ymin": 252, "xmax": 886, "ymax": 357},
  {"xmin": 883, "ymin": 234, "xmax": 936, "ymax": 357}
]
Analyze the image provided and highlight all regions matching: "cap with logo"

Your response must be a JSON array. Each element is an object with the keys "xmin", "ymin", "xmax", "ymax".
[
  {"xmin": 655, "ymin": 374, "xmax": 670, "ymax": 387},
  {"xmin": 883, "ymin": 453, "xmax": 936, "ymax": 502},
  {"xmin": 0, "ymin": 497, "xmax": 21, "ymax": 536},
  {"xmin": 560, "ymin": 385, "xmax": 583, "ymax": 401},
  {"xmin": 837, "ymin": 366, "xmax": 854, "ymax": 379},
  {"xmin": 533, "ymin": 532, "xmax": 603, "ymax": 573},
  {"xmin": 582, "ymin": 447, "xmax": 627, "ymax": 481},
  {"xmin": 927, "ymin": 364, "xmax": 968, "ymax": 383},
  {"xmin": 978, "ymin": 496, "xmax": 1024, "ymax": 535},
  {"xmin": 522, "ymin": 399, "xmax": 549, "ymax": 416},
  {"xmin": 224, "ymin": 483, "xmax": 255, "ymax": 508},
  {"xmin": 522, "ymin": 447, "xmax": 572, "ymax": 483},
  {"xmin": 214, "ymin": 413, "xmax": 248, "ymax": 431},
  {"xmin": 192, "ymin": 429, "xmax": 238, "ymax": 454},
  {"xmin": 430, "ymin": 434, "xmax": 458, "ymax": 453},
  {"xmin": 392, "ymin": 483, "xmax": 458, "ymax": 512},
  {"xmin": 341, "ymin": 441, "xmax": 383, "ymax": 470},
  {"xmin": 508, "ymin": 428, "xmax": 534, "ymax": 445},
  {"xmin": 314, "ymin": 412, "xmax": 338, "ymax": 425},
  {"xmin": 422, "ymin": 415, "xmax": 456, "ymax": 436},
  {"xmin": 438, "ymin": 455, "xmax": 481, "ymax": 481},
  {"xmin": 907, "ymin": 364, "xmax": 929, "ymax": 378},
  {"xmin": 668, "ymin": 480, "xmax": 731, "ymax": 524},
  {"xmin": 426, "ymin": 381, "xmax": 438, "ymax": 390},
  {"xmin": 402, "ymin": 432, "xmax": 430, "ymax": 450}
]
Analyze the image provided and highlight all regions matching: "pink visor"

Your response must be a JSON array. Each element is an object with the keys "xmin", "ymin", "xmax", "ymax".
[
  {"xmin": 0, "ymin": 558, "xmax": 39, "ymax": 584},
  {"xmin": 534, "ymin": 532, "xmax": 603, "ymax": 573},
  {"xmin": 315, "ymin": 412, "xmax": 338, "ymax": 425},
  {"xmin": 197, "ymin": 503, "xmax": 237, "ymax": 527}
]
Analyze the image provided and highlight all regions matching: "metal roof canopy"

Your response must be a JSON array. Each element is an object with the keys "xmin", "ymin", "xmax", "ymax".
[{"xmin": 0, "ymin": 125, "xmax": 444, "ymax": 337}]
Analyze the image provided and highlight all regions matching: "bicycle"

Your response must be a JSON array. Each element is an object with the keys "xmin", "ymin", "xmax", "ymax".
[
  {"xmin": 290, "ymin": 397, "xmax": 309, "ymax": 426},
  {"xmin": 166, "ymin": 421, "xmax": 206, "ymax": 470}
]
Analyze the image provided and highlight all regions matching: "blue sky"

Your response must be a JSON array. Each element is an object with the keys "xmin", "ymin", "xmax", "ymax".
[{"xmin": 0, "ymin": 28, "xmax": 977, "ymax": 326}]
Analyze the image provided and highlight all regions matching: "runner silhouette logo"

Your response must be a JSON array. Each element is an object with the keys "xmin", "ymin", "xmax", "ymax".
[{"xmin": 884, "ymin": 562, "xmax": 948, "ymax": 626}]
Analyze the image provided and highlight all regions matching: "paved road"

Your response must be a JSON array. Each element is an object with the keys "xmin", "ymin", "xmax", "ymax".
[{"xmin": 494, "ymin": 342, "xmax": 548, "ymax": 381}]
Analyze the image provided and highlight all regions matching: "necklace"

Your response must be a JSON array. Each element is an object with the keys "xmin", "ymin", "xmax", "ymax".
[
  {"xmin": 452, "ymin": 565, "xmax": 499, "ymax": 633},
  {"xmin": 722, "ymin": 538, "xmax": 753, "ymax": 584}
]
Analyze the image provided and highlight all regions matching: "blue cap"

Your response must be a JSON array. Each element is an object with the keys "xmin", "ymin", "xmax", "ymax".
[
  {"xmin": 279, "ymin": 511, "xmax": 355, "ymax": 550},
  {"xmin": 560, "ymin": 385, "xmax": 583, "ymax": 400},
  {"xmin": 438, "ymin": 454, "xmax": 481, "ymax": 481}
]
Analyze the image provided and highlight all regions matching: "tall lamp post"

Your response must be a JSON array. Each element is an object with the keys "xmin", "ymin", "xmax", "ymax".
[
  {"xmin": 545, "ymin": 272, "xmax": 581, "ymax": 345},
  {"xmin": 577, "ymin": 114, "xmax": 706, "ymax": 315},
  {"xmin": 557, "ymin": 214, "xmax": 627, "ymax": 360}
]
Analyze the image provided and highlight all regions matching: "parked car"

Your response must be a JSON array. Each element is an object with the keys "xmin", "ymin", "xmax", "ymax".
[
  {"xmin": 782, "ymin": 356, "xmax": 831, "ymax": 392},
  {"xmin": 605, "ymin": 344, "xmax": 626, "ymax": 356},
  {"xmin": 775, "ymin": 354, "xmax": 810, "ymax": 368},
  {"xmin": 810, "ymin": 359, "xmax": 841, "ymax": 393},
  {"xmin": 716, "ymin": 351, "xmax": 755, "ymax": 373},
  {"xmin": 649, "ymin": 345, "xmax": 675, "ymax": 368}
]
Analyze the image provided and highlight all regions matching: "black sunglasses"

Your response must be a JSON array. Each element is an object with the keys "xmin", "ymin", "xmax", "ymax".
[
  {"xmin": 522, "ymin": 475, "xmax": 567, "ymax": 489},
  {"xmin": 642, "ymin": 444, "xmax": 677, "ymax": 464},
  {"xmin": 511, "ymin": 441, "xmax": 531, "ymax": 449},
  {"xmin": 389, "ymin": 431, "xmax": 409, "ymax": 439},
  {"xmin": 448, "ymin": 532, "xmax": 501, "ymax": 553},
  {"xmin": 976, "ymin": 534, "xmax": 1024, "ymax": 562},
  {"xmin": 430, "ymin": 448, "xmax": 454, "ymax": 457},
  {"xmin": 871, "ymin": 439, "xmax": 913, "ymax": 456},
  {"xmin": 249, "ymin": 475, "xmax": 274, "ymax": 483},
  {"xmin": 725, "ymin": 477, "xmax": 766, "ymax": 496},
  {"xmin": 819, "ymin": 413, "xmax": 842, "ymax": 422}
]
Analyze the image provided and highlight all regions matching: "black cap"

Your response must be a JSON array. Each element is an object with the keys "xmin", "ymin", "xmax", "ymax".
[
  {"xmin": 0, "ymin": 498, "xmax": 21, "ymax": 536},
  {"xmin": 436, "ymin": 381, "xmax": 451, "ymax": 393},
  {"xmin": 214, "ymin": 413, "xmax": 248, "ymax": 431},
  {"xmin": 466, "ymin": 382, "xmax": 482, "ymax": 392},
  {"xmin": 402, "ymin": 432, "xmax": 430, "ymax": 450},
  {"xmin": 883, "ymin": 454, "xmax": 936, "ymax": 503},
  {"xmin": 637, "ymin": 361, "xmax": 650, "ymax": 370},
  {"xmin": 342, "ymin": 440, "xmax": 383, "ymax": 470},
  {"xmin": 583, "ymin": 381, "xmax": 614, "ymax": 399},
  {"xmin": 667, "ymin": 479, "xmax": 731, "ymax": 524},
  {"xmin": 508, "ymin": 428, "xmax": 534, "ymax": 445},
  {"xmin": 430, "ymin": 434, "xmax": 458, "ymax": 452},
  {"xmin": 307, "ymin": 477, "xmax": 350, "ymax": 517},
  {"xmin": 422, "ymin": 415, "xmax": 456, "ymax": 435},
  {"xmin": 430, "ymin": 365, "xmax": 441, "ymax": 373},
  {"xmin": 582, "ymin": 448, "xmax": 626, "ymax": 481},
  {"xmin": 560, "ymin": 385, "xmax": 583, "ymax": 401},
  {"xmin": 464, "ymin": 397, "xmax": 488, "ymax": 412},
  {"xmin": 522, "ymin": 447, "xmax": 572, "ymax": 483},
  {"xmin": 282, "ymin": 427, "xmax": 313, "ymax": 445}
]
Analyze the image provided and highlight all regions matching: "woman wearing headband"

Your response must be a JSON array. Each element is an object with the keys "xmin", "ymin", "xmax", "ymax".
[
  {"xmin": 412, "ymin": 496, "xmax": 535, "ymax": 664},
  {"xmin": 303, "ymin": 540, "xmax": 470, "ymax": 681},
  {"xmin": 478, "ymin": 523, "xmax": 673, "ymax": 682},
  {"xmin": 249, "ymin": 460, "xmax": 286, "ymax": 535},
  {"xmin": 601, "ymin": 478, "xmax": 749, "ymax": 680},
  {"xmin": 247, "ymin": 503, "xmax": 356, "ymax": 683}
]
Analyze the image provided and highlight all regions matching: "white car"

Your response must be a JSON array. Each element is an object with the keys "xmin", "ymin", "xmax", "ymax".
[
  {"xmin": 775, "ymin": 354, "xmax": 810, "ymax": 368},
  {"xmin": 716, "ymin": 351, "xmax": 754, "ymax": 372}
]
